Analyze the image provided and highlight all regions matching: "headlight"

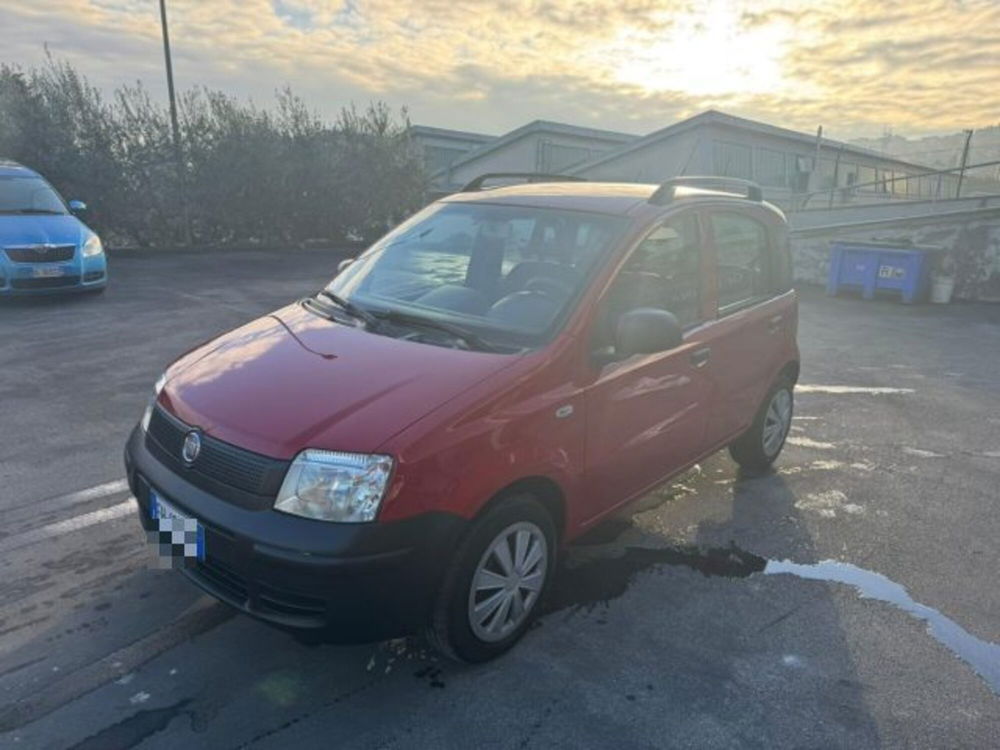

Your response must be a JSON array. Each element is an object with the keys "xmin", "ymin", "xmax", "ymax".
[
  {"xmin": 140, "ymin": 373, "xmax": 168, "ymax": 431},
  {"xmin": 275, "ymin": 450, "xmax": 394, "ymax": 523},
  {"xmin": 82, "ymin": 234, "xmax": 104, "ymax": 257}
]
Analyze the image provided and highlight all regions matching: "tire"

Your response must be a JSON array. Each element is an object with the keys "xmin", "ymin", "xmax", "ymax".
[
  {"xmin": 728, "ymin": 378, "xmax": 794, "ymax": 474},
  {"xmin": 425, "ymin": 494, "xmax": 556, "ymax": 663}
]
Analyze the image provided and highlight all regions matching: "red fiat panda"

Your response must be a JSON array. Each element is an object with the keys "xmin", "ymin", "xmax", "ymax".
[{"xmin": 125, "ymin": 175, "xmax": 799, "ymax": 662}]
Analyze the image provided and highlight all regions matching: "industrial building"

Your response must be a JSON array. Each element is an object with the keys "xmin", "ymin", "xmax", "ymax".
[{"xmin": 412, "ymin": 109, "xmax": 987, "ymax": 208}]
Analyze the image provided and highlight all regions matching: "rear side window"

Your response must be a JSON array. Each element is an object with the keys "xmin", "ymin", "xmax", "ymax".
[{"xmin": 710, "ymin": 212, "xmax": 771, "ymax": 311}]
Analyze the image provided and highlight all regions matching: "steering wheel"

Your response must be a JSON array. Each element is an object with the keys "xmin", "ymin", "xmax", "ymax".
[{"xmin": 523, "ymin": 275, "xmax": 574, "ymax": 298}]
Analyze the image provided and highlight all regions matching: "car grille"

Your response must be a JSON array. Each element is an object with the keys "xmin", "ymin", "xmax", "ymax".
[
  {"xmin": 185, "ymin": 555, "xmax": 327, "ymax": 625},
  {"xmin": 5, "ymin": 245, "xmax": 76, "ymax": 263},
  {"xmin": 11, "ymin": 275, "xmax": 80, "ymax": 290},
  {"xmin": 145, "ymin": 405, "xmax": 290, "ymax": 505}
]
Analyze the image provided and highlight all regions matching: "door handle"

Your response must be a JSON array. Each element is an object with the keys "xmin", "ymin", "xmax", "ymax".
[
  {"xmin": 767, "ymin": 314, "xmax": 783, "ymax": 333},
  {"xmin": 690, "ymin": 347, "xmax": 711, "ymax": 368}
]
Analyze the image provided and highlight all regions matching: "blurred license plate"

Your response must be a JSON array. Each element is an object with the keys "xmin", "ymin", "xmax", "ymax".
[
  {"xmin": 150, "ymin": 490, "xmax": 205, "ymax": 561},
  {"xmin": 32, "ymin": 266, "xmax": 64, "ymax": 278}
]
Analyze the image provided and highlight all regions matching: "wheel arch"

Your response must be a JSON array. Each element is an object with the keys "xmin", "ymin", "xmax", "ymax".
[{"xmin": 476, "ymin": 475, "xmax": 567, "ymax": 543}]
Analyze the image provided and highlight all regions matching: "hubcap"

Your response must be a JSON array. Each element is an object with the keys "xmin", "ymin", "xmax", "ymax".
[
  {"xmin": 468, "ymin": 521, "xmax": 548, "ymax": 643},
  {"xmin": 762, "ymin": 388, "xmax": 793, "ymax": 457}
]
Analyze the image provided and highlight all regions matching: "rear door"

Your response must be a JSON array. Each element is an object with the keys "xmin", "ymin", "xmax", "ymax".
[
  {"xmin": 581, "ymin": 210, "xmax": 714, "ymax": 523},
  {"xmin": 700, "ymin": 208, "xmax": 794, "ymax": 446}
]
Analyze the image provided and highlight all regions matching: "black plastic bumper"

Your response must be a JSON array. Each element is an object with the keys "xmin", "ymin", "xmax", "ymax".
[{"xmin": 124, "ymin": 426, "xmax": 466, "ymax": 641}]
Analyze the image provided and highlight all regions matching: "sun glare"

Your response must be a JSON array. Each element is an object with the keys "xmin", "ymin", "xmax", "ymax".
[{"xmin": 605, "ymin": 2, "xmax": 791, "ymax": 97}]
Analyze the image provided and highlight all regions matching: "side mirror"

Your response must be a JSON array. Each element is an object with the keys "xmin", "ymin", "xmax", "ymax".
[
  {"xmin": 68, "ymin": 200, "xmax": 88, "ymax": 215},
  {"xmin": 615, "ymin": 308, "xmax": 683, "ymax": 357},
  {"xmin": 336, "ymin": 257, "xmax": 354, "ymax": 274}
]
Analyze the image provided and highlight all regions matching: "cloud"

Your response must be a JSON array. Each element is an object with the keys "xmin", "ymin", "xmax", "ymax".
[{"xmin": 1, "ymin": 0, "xmax": 997, "ymax": 139}]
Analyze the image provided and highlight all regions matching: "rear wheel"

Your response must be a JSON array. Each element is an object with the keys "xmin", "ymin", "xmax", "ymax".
[
  {"xmin": 729, "ymin": 379, "xmax": 794, "ymax": 473},
  {"xmin": 425, "ymin": 495, "xmax": 555, "ymax": 663}
]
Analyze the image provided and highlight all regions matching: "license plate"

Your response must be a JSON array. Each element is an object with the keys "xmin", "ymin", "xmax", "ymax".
[
  {"xmin": 149, "ymin": 490, "xmax": 205, "ymax": 561},
  {"xmin": 32, "ymin": 266, "xmax": 65, "ymax": 278},
  {"xmin": 878, "ymin": 265, "xmax": 905, "ymax": 279}
]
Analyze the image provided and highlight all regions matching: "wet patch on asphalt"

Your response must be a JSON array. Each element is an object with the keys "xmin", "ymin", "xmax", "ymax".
[
  {"xmin": 66, "ymin": 699, "xmax": 191, "ymax": 750},
  {"xmin": 549, "ymin": 531, "xmax": 1000, "ymax": 696}
]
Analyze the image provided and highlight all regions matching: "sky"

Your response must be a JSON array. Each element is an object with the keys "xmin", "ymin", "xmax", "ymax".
[{"xmin": 2, "ymin": 0, "xmax": 998, "ymax": 141}]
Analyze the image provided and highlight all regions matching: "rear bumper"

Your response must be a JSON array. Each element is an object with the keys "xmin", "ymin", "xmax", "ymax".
[
  {"xmin": 0, "ymin": 254, "xmax": 107, "ymax": 296},
  {"xmin": 124, "ymin": 426, "xmax": 466, "ymax": 641}
]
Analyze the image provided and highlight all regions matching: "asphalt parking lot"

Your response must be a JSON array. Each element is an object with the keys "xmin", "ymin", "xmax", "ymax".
[{"xmin": 2, "ymin": 250, "xmax": 999, "ymax": 749}]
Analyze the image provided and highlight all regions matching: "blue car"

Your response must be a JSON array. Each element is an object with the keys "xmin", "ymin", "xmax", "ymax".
[{"xmin": 0, "ymin": 160, "xmax": 107, "ymax": 296}]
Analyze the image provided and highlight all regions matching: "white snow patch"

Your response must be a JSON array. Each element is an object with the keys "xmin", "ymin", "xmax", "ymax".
[{"xmin": 129, "ymin": 691, "xmax": 151, "ymax": 705}]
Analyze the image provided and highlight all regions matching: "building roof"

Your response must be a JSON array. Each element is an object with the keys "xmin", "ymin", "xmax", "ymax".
[
  {"xmin": 568, "ymin": 109, "xmax": 940, "ymax": 175},
  {"xmin": 430, "ymin": 119, "xmax": 639, "ymax": 181},
  {"xmin": 407, "ymin": 125, "xmax": 496, "ymax": 144}
]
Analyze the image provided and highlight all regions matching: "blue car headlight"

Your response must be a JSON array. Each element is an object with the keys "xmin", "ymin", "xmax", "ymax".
[
  {"xmin": 275, "ymin": 450, "xmax": 394, "ymax": 523},
  {"xmin": 82, "ymin": 234, "xmax": 104, "ymax": 257}
]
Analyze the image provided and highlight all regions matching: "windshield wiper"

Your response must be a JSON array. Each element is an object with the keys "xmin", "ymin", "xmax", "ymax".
[
  {"xmin": 314, "ymin": 289, "xmax": 381, "ymax": 330},
  {"xmin": 372, "ymin": 309, "xmax": 498, "ymax": 352},
  {"xmin": 11, "ymin": 208, "xmax": 64, "ymax": 215}
]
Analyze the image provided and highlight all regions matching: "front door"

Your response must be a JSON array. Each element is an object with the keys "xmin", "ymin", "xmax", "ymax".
[{"xmin": 582, "ymin": 211, "xmax": 713, "ymax": 524}]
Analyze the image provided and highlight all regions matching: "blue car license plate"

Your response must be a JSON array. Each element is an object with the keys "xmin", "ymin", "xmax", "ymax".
[{"xmin": 150, "ymin": 489, "xmax": 205, "ymax": 561}]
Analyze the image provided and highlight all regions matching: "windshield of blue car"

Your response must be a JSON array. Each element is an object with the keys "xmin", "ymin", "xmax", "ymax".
[
  {"xmin": 326, "ymin": 202, "xmax": 628, "ymax": 347},
  {"xmin": 0, "ymin": 176, "xmax": 68, "ymax": 215}
]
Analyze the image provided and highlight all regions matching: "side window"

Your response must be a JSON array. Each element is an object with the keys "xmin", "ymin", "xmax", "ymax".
[
  {"xmin": 596, "ymin": 212, "xmax": 702, "ymax": 348},
  {"xmin": 710, "ymin": 212, "xmax": 771, "ymax": 311}
]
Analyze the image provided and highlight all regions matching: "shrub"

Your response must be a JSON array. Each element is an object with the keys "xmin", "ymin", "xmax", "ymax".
[{"xmin": 0, "ymin": 57, "xmax": 427, "ymax": 248}]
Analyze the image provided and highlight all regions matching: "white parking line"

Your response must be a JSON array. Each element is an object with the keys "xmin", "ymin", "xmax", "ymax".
[
  {"xmin": 7, "ymin": 478, "xmax": 130, "ymax": 516},
  {"xmin": 797, "ymin": 385, "xmax": 915, "ymax": 395},
  {"xmin": 0, "ymin": 500, "xmax": 135, "ymax": 555}
]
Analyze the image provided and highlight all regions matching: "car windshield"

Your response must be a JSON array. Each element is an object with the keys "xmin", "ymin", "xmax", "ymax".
[
  {"xmin": 0, "ymin": 176, "xmax": 67, "ymax": 214},
  {"xmin": 327, "ymin": 202, "xmax": 628, "ymax": 346}
]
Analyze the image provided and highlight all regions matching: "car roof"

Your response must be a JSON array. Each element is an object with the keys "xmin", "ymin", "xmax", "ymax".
[
  {"xmin": 440, "ymin": 180, "xmax": 785, "ymax": 221},
  {"xmin": 0, "ymin": 160, "xmax": 39, "ymax": 178}
]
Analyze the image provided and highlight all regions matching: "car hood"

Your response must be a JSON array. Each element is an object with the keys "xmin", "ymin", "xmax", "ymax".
[
  {"xmin": 159, "ymin": 303, "xmax": 521, "ymax": 459},
  {"xmin": 0, "ymin": 214, "xmax": 87, "ymax": 247}
]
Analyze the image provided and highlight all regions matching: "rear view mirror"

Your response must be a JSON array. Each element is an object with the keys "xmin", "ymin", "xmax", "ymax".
[
  {"xmin": 337, "ymin": 257, "xmax": 354, "ymax": 274},
  {"xmin": 616, "ymin": 308, "xmax": 683, "ymax": 357},
  {"xmin": 68, "ymin": 200, "xmax": 88, "ymax": 215}
]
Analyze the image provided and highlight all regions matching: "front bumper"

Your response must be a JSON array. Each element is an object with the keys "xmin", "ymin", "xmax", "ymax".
[
  {"xmin": 0, "ymin": 252, "xmax": 107, "ymax": 296},
  {"xmin": 124, "ymin": 426, "xmax": 466, "ymax": 641}
]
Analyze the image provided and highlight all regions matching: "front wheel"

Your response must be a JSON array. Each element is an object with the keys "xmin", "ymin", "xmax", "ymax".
[
  {"xmin": 729, "ymin": 379, "xmax": 794, "ymax": 473},
  {"xmin": 425, "ymin": 495, "xmax": 556, "ymax": 663}
]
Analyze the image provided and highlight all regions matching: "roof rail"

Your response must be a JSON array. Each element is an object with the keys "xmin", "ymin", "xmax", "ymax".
[
  {"xmin": 649, "ymin": 176, "xmax": 763, "ymax": 205},
  {"xmin": 460, "ymin": 172, "xmax": 587, "ymax": 192}
]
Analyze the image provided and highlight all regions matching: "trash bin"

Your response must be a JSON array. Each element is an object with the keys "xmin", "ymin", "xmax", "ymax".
[{"xmin": 827, "ymin": 240, "xmax": 940, "ymax": 304}]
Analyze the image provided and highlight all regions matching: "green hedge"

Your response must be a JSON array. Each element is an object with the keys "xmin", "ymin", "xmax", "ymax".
[{"xmin": 0, "ymin": 59, "xmax": 427, "ymax": 248}]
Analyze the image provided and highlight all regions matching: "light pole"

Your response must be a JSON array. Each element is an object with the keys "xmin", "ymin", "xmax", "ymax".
[{"xmin": 158, "ymin": 0, "xmax": 191, "ymax": 245}]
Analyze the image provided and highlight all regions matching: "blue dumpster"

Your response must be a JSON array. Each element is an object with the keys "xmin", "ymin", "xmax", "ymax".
[{"xmin": 827, "ymin": 240, "xmax": 939, "ymax": 304}]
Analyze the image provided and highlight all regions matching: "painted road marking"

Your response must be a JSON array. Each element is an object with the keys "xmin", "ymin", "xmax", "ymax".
[
  {"xmin": 797, "ymin": 385, "xmax": 915, "ymax": 395},
  {"xmin": 0, "ymin": 500, "xmax": 135, "ymax": 556},
  {"xmin": 7, "ymin": 478, "xmax": 130, "ymax": 516}
]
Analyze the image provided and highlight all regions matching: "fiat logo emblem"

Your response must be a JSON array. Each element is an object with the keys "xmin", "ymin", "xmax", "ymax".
[{"xmin": 182, "ymin": 430, "xmax": 202, "ymax": 464}]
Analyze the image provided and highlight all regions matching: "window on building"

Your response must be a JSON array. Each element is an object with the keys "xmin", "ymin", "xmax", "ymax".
[
  {"xmin": 857, "ymin": 165, "xmax": 877, "ymax": 192},
  {"xmin": 756, "ymin": 148, "xmax": 788, "ymax": 187},
  {"xmin": 423, "ymin": 145, "xmax": 468, "ymax": 174},
  {"xmin": 710, "ymin": 213, "xmax": 771, "ymax": 310},
  {"xmin": 539, "ymin": 142, "xmax": 599, "ymax": 173},
  {"xmin": 713, "ymin": 141, "xmax": 753, "ymax": 180}
]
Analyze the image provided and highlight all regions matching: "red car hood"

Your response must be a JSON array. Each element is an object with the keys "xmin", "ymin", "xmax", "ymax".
[{"xmin": 159, "ymin": 303, "xmax": 519, "ymax": 459}]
